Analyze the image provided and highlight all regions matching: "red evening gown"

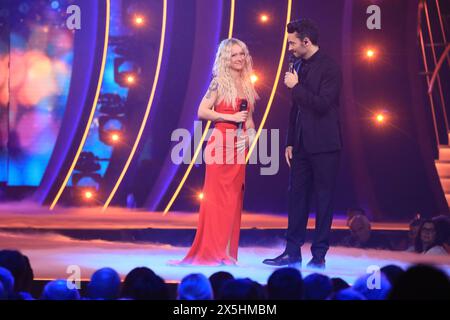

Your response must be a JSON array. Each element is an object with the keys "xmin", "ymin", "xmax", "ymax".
[{"xmin": 178, "ymin": 98, "xmax": 248, "ymax": 266}]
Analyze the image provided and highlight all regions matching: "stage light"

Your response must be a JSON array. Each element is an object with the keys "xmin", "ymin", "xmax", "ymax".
[
  {"xmin": 99, "ymin": 119, "xmax": 125, "ymax": 146},
  {"xmin": 71, "ymin": 152, "xmax": 103, "ymax": 206},
  {"xmin": 260, "ymin": 14, "xmax": 269, "ymax": 23},
  {"xmin": 76, "ymin": 187, "xmax": 99, "ymax": 206},
  {"xmin": 366, "ymin": 48, "xmax": 376, "ymax": 59},
  {"xmin": 250, "ymin": 74, "xmax": 258, "ymax": 84},
  {"xmin": 126, "ymin": 74, "xmax": 136, "ymax": 85},
  {"xmin": 133, "ymin": 15, "xmax": 145, "ymax": 26},
  {"xmin": 376, "ymin": 114, "xmax": 384, "ymax": 122},
  {"xmin": 113, "ymin": 57, "xmax": 141, "ymax": 88},
  {"xmin": 98, "ymin": 94, "xmax": 125, "ymax": 147},
  {"xmin": 198, "ymin": 192, "xmax": 204, "ymax": 200},
  {"xmin": 375, "ymin": 112, "xmax": 386, "ymax": 125},
  {"xmin": 111, "ymin": 133, "xmax": 120, "ymax": 142}
]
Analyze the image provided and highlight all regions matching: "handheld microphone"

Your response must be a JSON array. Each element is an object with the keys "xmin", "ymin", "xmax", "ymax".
[
  {"xmin": 288, "ymin": 54, "xmax": 296, "ymax": 73},
  {"xmin": 237, "ymin": 99, "xmax": 248, "ymax": 135}
]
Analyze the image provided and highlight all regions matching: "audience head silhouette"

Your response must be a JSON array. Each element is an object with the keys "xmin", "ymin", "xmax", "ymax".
[
  {"xmin": 267, "ymin": 267, "xmax": 303, "ymax": 300},
  {"xmin": 41, "ymin": 279, "xmax": 80, "ymax": 300},
  {"xmin": 88, "ymin": 267, "xmax": 121, "ymax": 300},
  {"xmin": 178, "ymin": 273, "xmax": 213, "ymax": 300},
  {"xmin": 121, "ymin": 267, "xmax": 168, "ymax": 300}
]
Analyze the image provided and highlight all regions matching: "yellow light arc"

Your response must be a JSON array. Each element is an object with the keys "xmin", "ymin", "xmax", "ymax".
[
  {"xmin": 162, "ymin": 0, "xmax": 236, "ymax": 215},
  {"xmin": 246, "ymin": 0, "xmax": 292, "ymax": 163},
  {"xmin": 49, "ymin": 0, "xmax": 111, "ymax": 210},
  {"xmin": 102, "ymin": 0, "xmax": 168, "ymax": 211}
]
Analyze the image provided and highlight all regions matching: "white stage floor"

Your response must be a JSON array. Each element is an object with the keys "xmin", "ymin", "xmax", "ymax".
[{"xmin": 1, "ymin": 230, "xmax": 449, "ymax": 285}]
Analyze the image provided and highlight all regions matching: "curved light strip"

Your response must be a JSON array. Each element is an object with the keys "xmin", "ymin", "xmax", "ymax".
[
  {"xmin": 102, "ymin": 0, "xmax": 168, "ymax": 211},
  {"xmin": 163, "ymin": 0, "xmax": 235, "ymax": 214},
  {"xmin": 49, "ymin": 0, "xmax": 111, "ymax": 210},
  {"xmin": 246, "ymin": 0, "xmax": 292, "ymax": 163},
  {"xmin": 228, "ymin": 0, "xmax": 235, "ymax": 39}
]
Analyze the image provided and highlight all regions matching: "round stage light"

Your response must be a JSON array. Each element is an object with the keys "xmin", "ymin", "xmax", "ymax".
[
  {"xmin": 134, "ymin": 15, "xmax": 145, "ymax": 26},
  {"xmin": 126, "ymin": 75, "xmax": 136, "ymax": 84},
  {"xmin": 375, "ymin": 113, "xmax": 385, "ymax": 124},
  {"xmin": 260, "ymin": 14, "xmax": 269, "ymax": 23},
  {"xmin": 250, "ymin": 74, "xmax": 258, "ymax": 84},
  {"xmin": 111, "ymin": 133, "xmax": 120, "ymax": 142},
  {"xmin": 198, "ymin": 192, "xmax": 204, "ymax": 201},
  {"xmin": 366, "ymin": 48, "xmax": 376, "ymax": 59},
  {"xmin": 85, "ymin": 191, "xmax": 93, "ymax": 199}
]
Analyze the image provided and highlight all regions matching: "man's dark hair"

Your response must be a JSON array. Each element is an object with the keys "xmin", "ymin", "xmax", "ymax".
[{"xmin": 287, "ymin": 19, "xmax": 319, "ymax": 45}]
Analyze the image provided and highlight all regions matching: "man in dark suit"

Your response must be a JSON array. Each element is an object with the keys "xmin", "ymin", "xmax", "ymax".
[{"xmin": 263, "ymin": 19, "xmax": 342, "ymax": 269}]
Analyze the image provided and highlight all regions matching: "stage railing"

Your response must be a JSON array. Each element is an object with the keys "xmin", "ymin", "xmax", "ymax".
[{"xmin": 418, "ymin": 0, "xmax": 450, "ymax": 155}]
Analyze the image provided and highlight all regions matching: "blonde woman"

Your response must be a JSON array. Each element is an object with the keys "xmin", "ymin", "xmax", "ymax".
[{"xmin": 176, "ymin": 38, "xmax": 258, "ymax": 265}]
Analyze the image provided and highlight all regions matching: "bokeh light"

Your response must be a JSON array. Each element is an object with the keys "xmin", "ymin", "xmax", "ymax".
[{"xmin": 260, "ymin": 14, "xmax": 269, "ymax": 23}]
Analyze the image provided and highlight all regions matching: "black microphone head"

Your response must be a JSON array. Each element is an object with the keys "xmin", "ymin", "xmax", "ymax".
[
  {"xmin": 288, "ymin": 54, "xmax": 296, "ymax": 64},
  {"xmin": 288, "ymin": 54, "xmax": 296, "ymax": 72},
  {"xmin": 239, "ymin": 99, "xmax": 248, "ymax": 111}
]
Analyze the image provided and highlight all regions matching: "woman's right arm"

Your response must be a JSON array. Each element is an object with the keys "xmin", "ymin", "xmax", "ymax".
[{"xmin": 197, "ymin": 79, "xmax": 247, "ymax": 123}]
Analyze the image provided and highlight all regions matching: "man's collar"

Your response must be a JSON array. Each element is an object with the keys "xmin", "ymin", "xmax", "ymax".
[{"xmin": 302, "ymin": 48, "xmax": 321, "ymax": 64}]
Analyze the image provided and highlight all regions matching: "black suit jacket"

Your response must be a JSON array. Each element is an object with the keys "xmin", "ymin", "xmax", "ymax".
[{"xmin": 286, "ymin": 50, "xmax": 343, "ymax": 154}]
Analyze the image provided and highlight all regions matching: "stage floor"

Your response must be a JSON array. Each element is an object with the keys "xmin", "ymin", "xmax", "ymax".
[
  {"xmin": 1, "ymin": 229, "xmax": 449, "ymax": 286},
  {"xmin": 0, "ymin": 205, "xmax": 447, "ymax": 285},
  {"xmin": 0, "ymin": 204, "xmax": 409, "ymax": 230}
]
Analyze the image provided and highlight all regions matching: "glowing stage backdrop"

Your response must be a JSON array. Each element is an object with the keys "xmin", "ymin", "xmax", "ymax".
[{"xmin": 1, "ymin": 0, "xmax": 74, "ymax": 186}]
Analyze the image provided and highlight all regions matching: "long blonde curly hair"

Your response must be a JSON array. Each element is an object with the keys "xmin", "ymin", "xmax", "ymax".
[{"xmin": 212, "ymin": 38, "xmax": 259, "ymax": 109}]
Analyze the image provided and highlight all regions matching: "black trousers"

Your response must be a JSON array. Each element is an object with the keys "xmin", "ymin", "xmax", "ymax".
[{"xmin": 286, "ymin": 137, "xmax": 340, "ymax": 260}]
